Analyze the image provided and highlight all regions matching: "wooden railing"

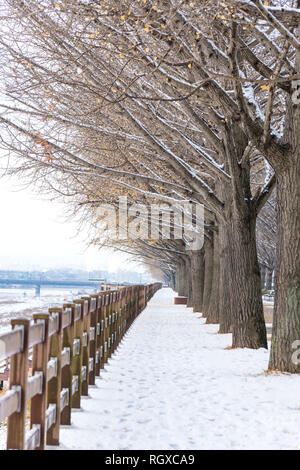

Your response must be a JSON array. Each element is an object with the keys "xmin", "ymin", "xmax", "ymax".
[{"xmin": 0, "ymin": 283, "xmax": 161, "ymax": 450}]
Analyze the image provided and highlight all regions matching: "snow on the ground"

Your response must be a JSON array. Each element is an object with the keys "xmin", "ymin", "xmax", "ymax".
[
  {"xmin": 43, "ymin": 288, "xmax": 300, "ymax": 451},
  {"xmin": 0, "ymin": 419, "xmax": 7, "ymax": 450}
]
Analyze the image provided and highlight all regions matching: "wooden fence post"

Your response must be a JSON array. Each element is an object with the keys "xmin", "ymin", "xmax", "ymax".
[
  {"xmin": 91, "ymin": 295, "xmax": 101, "ymax": 377},
  {"xmin": 76, "ymin": 299, "xmax": 89, "ymax": 396},
  {"xmin": 99, "ymin": 294, "xmax": 105, "ymax": 370},
  {"xmin": 125, "ymin": 288, "xmax": 129, "ymax": 334},
  {"xmin": 103, "ymin": 293, "xmax": 109, "ymax": 365},
  {"xmin": 30, "ymin": 314, "xmax": 49, "ymax": 450},
  {"xmin": 47, "ymin": 308, "xmax": 63, "ymax": 446},
  {"xmin": 82, "ymin": 296, "xmax": 96, "ymax": 386},
  {"xmin": 71, "ymin": 302, "xmax": 83, "ymax": 408},
  {"xmin": 60, "ymin": 305, "xmax": 74, "ymax": 425},
  {"xmin": 107, "ymin": 292, "xmax": 113, "ymax": 361},
  {"xmin": 111, "ymin": 292, "xmax": 117, "ymax": 355},
  {"xmin": 116, "ymin": 290, "xmax": 121, "ymax": 348},
  {"xmin": 7, "ymin": 319, "xmax": 30, "ymax": 450}
]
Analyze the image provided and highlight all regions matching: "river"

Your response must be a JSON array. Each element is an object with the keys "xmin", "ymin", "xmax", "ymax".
[{"xmin": 0, "ymin": 286, "xmax": 98, "ymax": 334}]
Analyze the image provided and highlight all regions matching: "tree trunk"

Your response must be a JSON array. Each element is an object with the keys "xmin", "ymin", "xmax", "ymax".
[
  {"xmin": 223, "ymin": 122, "xmax": 267, "ymax": 349},
  {"xmin": 190, "ymin": 249, "xmax": 204, "ymax": 313},
  {"xmin": 230, "ymin": 208, "xmax": 267, "ymax": 349},
  {"xmin": 268, "ymin": 36, "xmax": 300, "ymax": 372},
  {"xmin": 185, "ymin": 257, "xmax": 193, "ymax": 307},
  {"xmin": 202, "ymin": 236, "xmax": 213, "ymax": 317},
  {"xmin": 175, "ymin": 270, "xmax": 178, "ymax": 293},
  {"xmin": 206, "ymin": 231, "xmax": 220, "ymax": 324},
  {"xmin": 169, "ymin": 271, "xmax": 175, "ymax": 290},
  {"xmin": 218, "ymin": 221, "xmax": 233, "ymax": 334},
  {"xmin": 260, "ymin": 264, "xmax": 266, "ymax": 289},
  {"xmin": 177, "ymin": 262, "xmax": 186, "ymax": 296},
  {"xmin": 269, "ymin": 165, "xmax": 300, "ymax": 372},
  {"xmin": 171, "ymin": 271, "xmax": 176, "ymax": 290},
  {"xmin": 265, "ymin": 268, "xmax": 273, "ymax": 291}
]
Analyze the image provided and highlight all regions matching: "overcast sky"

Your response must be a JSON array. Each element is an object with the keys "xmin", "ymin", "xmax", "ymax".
[{"xmin": 0, "ymin": 176, "xmax": 140, "ymax": 272}]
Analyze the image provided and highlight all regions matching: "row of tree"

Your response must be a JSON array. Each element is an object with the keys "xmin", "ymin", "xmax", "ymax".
[{"xmin": 0, "ymin": 0, "xmax": 299, "ymax": 372}]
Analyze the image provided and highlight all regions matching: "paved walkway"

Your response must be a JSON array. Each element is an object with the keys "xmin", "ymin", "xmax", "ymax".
[{"xmin": 48, "ymin": 288, "xmax": 300, "ymax": 450}]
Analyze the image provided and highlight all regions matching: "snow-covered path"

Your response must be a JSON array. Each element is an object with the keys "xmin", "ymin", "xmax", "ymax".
[{"xmin": 48, "ymin": 288, "xmax": 300, "ymax": 450}]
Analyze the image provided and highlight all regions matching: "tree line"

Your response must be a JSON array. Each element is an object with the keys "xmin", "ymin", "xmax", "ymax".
[{"xmin": 0, "ymin": 0, "xmax": 299, "ymax": 372}]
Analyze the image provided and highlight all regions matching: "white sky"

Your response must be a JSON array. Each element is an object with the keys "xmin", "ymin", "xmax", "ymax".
[{"xmin": 0, "ymin": 176, "xmax": 141, "ymax": 273}]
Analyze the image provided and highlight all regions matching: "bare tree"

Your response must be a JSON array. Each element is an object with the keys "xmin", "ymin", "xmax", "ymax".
[{"xmin": 0, "ymin": 0, "xmax": 299, "ymax": 370}]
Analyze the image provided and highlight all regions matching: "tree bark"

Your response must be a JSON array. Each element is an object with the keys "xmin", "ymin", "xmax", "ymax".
[
  {"xmin": 267, "ymin": 25, "xmax": 300, "ymax": 371},
  {"xmin": 222, "ymin": 122, "xmax": 267, "ymax": 349},
  {"xmin": 190, "ymin": 249, "xmax": 204, "ymax": 313},
  {"xmin": 175, "ymin": 270, "xmax": 179, "ymax": 293},
  {"xmin": 260, "ymin": 264, "xmax": 266, "ymax": 289},
  {"xmin": 185, "ymin": 257, "xmax": 193, "ymax": 307},
  {"xmin": 171, "ymin": 271, "xmax": 176, "ymax": 290},
  {"xmin": 206, "ymin": 231, "xmax": 220, "ymax": 324},
  {"xmin": 177, "ymin": 261, "xmax": 186, "ymax": 296},
  {"xmin": 202, "ymin": 236, "xmax": 213, "ymax": 317},
  {"xmin": 230, "ymin": 208, "xmax": 267, "ymax": 349},
  {"xmin": 218, "ymin": 220, "xmax": 233, "ymax": 334},
  {"xmin": 265, "ymin": 268, "xmax": 273, "ymax": 291},
  {"xmin": 269, "ymin": 165, "xmax": 300, "ymax": 372},
  {"xmin": 169, "ymin": 271, "xmax": 175, "ymax": 290}
]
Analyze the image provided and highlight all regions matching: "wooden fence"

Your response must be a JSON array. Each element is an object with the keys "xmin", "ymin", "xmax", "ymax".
[{"xmin": 0, "ymin": 283, "xmax": 161, "ymax": 450}]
